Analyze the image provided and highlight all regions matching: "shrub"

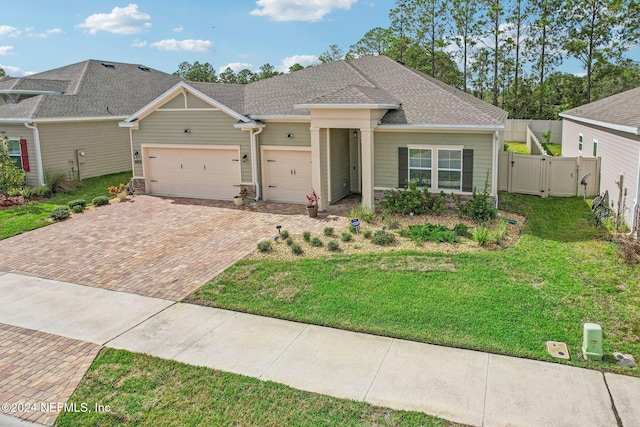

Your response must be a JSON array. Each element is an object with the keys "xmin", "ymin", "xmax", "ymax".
[
  {"xmin": 0, "ymin": 132, "xmax": 26, "ymax": 198},
  {"xmin": 50, "ymin": 206, "xmax": 70, "ymax": 221},
  {"xmin": 327, "ymin": 240, "xmax": 340, "ymax": 252},
  {"xmin": 302, "ymin": 231, "xmax": 311, "ymax": 241},
  {"xmin": 453, "ymin": 223, "xmax": 472, "ymax": 239},
  {"xmin": 402, "ymin": 223, "xmax": 457, "ymax": 244},
  {"xmin": 464, "ymin": 174, "xmax": 498, "ymax": 222},
  {"xmin": 347, "ymin": 205, "xmax": 374, "ymax": 223},
  {"xmin": 385, "ymin": 219, "xmax": 400, "ymax": 230},
  {"xmin": 489, "ymin": 220, "xmax": 509, "ymax": 244},
  {"xmin": 473, "ymin": 226, "xmax": 490, "ymax": 246},
  {"xmin": 285, "ymin": 237, "xmax": 293, "ymax": 245},
  {"xmin": 92, "ymin": 196, "xmax": 109, "ymax": 206},
  {"xmin": 340, "ymin": 232, "xmax": 352, "ymax": 242},
  {"xmin": 72, "ymin": 205, "xmax": 84, "ymax": 214},
  {"xmin": 279, "ymin": 230, "xmax": 289, "ymax": 239},
  {"xmin": 257, "ymin": 240, "xmax": 271, "ymax": 252},
  {"xmin": 323, "ymin": 227, "xmax": 335, "ymax": 236},
  {"xmin": 34, "ymin": 185, "xmax": 52, "ymax": 197},
  {"xmin": 371, "ymin": 230, "xmax": 395, "ymax": 246},
  {"xmin": 310, "ymin": 237, "xmax": 323, "ymax": 247},
  {"xmin": 44, "ymin": 170, "xmax": 76, "ymax": 193},
  {"xmin": 68, "ymin": 199, "xmax": 86, "ymax": 209},
  {"xmin": 291, "ymin": 243, "xmax": 303, "ymax": 255},
  {"xmin": 363, "ymin": 230, "xmax": 372, "ymax": 239}
]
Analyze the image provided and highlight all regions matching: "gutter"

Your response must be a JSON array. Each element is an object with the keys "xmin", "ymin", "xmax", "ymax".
[
  {"xmin": 493, "ymin": 131, "xmax": 500, "ymax": 207},
  {"xmin": 377, "ymin": 124, "xmax": 505, "ymax": 132},
  {"xmin": 23, "ymin": 122, "xmax": 45, "ymax": 185},
  {"xmin": 560, "ymin": 113, "xmax": 640, "ymax": 136}
]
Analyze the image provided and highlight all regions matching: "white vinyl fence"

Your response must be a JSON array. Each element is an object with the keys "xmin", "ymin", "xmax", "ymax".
[
  {"xmin": 505, "ymin": 119, "xmax": 563, "ymax": 144},
  {"xmin": 498, "ymin": 151, "xmax": 600, "ymax": 197}
]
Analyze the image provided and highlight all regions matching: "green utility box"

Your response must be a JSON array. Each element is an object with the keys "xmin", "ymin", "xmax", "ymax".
[{"xmin": 582, "ymin": 323, "xmax": 603, "ymax": 361}]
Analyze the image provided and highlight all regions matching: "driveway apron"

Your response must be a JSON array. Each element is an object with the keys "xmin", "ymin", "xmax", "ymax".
[{"xmin": 0, "ymin": 196, "xmax": 340, "ymax": 301}]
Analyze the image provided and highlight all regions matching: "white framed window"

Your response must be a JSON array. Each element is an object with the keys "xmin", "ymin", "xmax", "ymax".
[
  {"xmin": 408, "ymin": 148, "xmax": 432, "ymax": 188},
  {"xmin": 578, "ymin": 133, "xmax": 583, "ymax": 153},
  {"xmin": 407, "ymin": 145, "xmax": 464, "ymax": 191},
  {"xmin": 593, "ymin": 139, "xmax": 599, "ymax": 157},
  {"xmin": 437, "ymin": 148, "xmax": 462, "ymax": 191},
  {"xmin": 4, "ymin": 138, "xmax": 22, "ymax": 169}
]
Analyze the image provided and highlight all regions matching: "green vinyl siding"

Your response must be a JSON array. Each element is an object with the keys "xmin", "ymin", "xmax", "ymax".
[
  {"xmin": 374, "ymin": 132, "xmax": 494, "ymax": 192},
  {"xmin": 258, "ymin": 123, "xmax": 311, "ymax": 147},
  {"xmin": 159, "ymin": 93, "xmax": 185, "ymax": 109},
  {"xmin": 132, "ymin": 110, "xmax": 251, "ymax": 182},
  {"xmin": 186, "ymin": 93, "xmax": 214, "ymax": 109}
]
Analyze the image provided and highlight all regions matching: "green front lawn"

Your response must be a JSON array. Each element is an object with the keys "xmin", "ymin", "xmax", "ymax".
[
  {"xmin": 542, "ymin": 143, "xmax": 562, "ymax": 156},
  {"xmin": 188, "ymin": 194, "xmax": 640, "ymax": 376},
  {"xmin": 0, "ymin": 172, "xmax": 131, "ymax": 240},
  {"xmin": 58, "ymin": 349, "xmax": 454, "ymax": 427}
]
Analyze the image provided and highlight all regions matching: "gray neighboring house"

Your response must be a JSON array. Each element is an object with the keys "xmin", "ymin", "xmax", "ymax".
[
  {"xmin": 121, "ymin": 55, "xmax": 508, "ymax": 210},
  {"xmin": 0, "ymin": 60, "xmax": 180, "ymax": 186},
  {"xmin": 560, "ymin": 87, "xmax": 640, "ymax": 233}
]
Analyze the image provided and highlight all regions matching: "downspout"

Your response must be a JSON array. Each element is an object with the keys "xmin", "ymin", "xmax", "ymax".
[
  {"xmin": 627, "ymin": 148, "xmax": 640, "ymax": 237},
  {"xmin": 251, "ymin": 127, "xmax": 264, "ymax": 201},
  {"xmin": 493, "ymin": 130, "xmax": 500, "ymax": 208},
  {"xmin": 24, "ymin": 122, "xmax": 45, "ymax": 185}
]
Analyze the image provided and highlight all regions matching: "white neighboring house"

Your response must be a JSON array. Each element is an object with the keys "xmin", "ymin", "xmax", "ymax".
[{"xmin": 560, "ymin": 87, "xmax": 640, "ymax": 234}]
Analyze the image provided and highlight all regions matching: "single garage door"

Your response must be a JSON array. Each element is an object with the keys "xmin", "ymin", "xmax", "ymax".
[
  {"xmin": 263, "ymin": 149, "xmax": 312, "ymax": 203},
  {"xmin": 146, "ymin": 147, "xmax": 241, "ymax": 199}
]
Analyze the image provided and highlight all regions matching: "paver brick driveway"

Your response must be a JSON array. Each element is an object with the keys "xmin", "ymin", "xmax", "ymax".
[{"xmin": 0, "ymin": 196, "xmax": 343, "ymax": 300}]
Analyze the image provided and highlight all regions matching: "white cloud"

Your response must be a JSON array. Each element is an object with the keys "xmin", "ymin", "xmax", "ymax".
[
  {"xmin": 150, "ymin": 39, "xmax": 213, "ymax": 52},
  {"xmin": 173, "ymin": 25, "xmax": 183, "ymax": 33},
  {"xmin": 277, "ymin": 54, "xmax": 318, "ymax": 72},
  {"xmin": 574, "ymin": 72, "xmax": 587, "ymax": 77},
  {"xmin": 250, "ymin": 0, "xmax": 357, "ymax": 22},
  {"xmin": 219, "ymin": 62, "xmax": 255, "ymax": 73},
  {"xmin": 0, "ymin": 25, "xmax": 20, "ymax": 38},
  {"xmin": 0, "ymin": 46, "xmax": 14, "ymax": 55},
  {"xmin": 30, "ymin": 28, "xmax": 64, "ymax": 39},
  {"xmin": 131, "ymin": 38, "xmax": 147, "ymax": 48},
  {"xmin": 0, "ymin": 63, "xmax": 34, "ymax": 76},
  {"xmin": 77, "ymin": 4, "xmax": 152, "ymax": 35}
]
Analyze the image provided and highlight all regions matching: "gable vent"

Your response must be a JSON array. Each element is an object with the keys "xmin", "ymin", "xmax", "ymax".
[
  {"xmin": 138, "ymin": 66, "xmax": 150, "ymax": 72},
  {"xmin": 101, "ymin": 62, "xmax": 115, "ymax": 69}
]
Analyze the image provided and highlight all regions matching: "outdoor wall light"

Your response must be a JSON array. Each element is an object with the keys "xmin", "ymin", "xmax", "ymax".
[
  {"xmin": 184, "ymin": 128, "xmax": 191, "ymax": 133},
  {"xmin": 286, "ymin": 133, "xmax": 294, "ymax": 138},
  {"xmin": 134, "ymin": 151, "xmax": 139, "ymax": 159},
  {"xmin": 353, "ymin": 130, "xmax": 358, "ymax": 138},
  {"xmin": 242, "ymin": 153, "xmax": 248, "ymax": 162}
]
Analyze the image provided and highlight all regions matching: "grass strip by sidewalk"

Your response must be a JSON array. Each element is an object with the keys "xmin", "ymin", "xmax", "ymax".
[
  {"xmin": 0, "ymin": 172, "xmax": 131, "ymax": 240},
  {"xmin": 187, "ymin": 194, "xmax": 640, "ymax": 377},
  {"xmin": 57, "ymin": 348, "xmax": 457, "ymax": 427}
]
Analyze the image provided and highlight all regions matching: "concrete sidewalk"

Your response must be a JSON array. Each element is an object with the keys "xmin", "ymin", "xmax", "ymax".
[{"xmin": 1, "ymin": 273, "xmax": 639, "ymax": 426}]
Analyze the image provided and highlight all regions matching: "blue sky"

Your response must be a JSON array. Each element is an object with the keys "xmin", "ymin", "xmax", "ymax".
[
  {"xmin": 0, "ymin": 1, "xmax": 395, "ymax": 76},
  {"xmin": 1, "ymin": 1, "xmax": 638, "ymax": 78}
]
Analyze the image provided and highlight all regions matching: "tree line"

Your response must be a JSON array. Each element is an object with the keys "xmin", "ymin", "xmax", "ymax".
[
  {"xmin": 176, "ymin": 0, "xmax": 640, "ymax": 120},
  {"xmin": 345, "ymin": 0, "xmax": 640, "ymax": 119}
]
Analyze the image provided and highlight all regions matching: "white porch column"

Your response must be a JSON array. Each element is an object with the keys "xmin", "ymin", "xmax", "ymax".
[
  {"xmin": 361, "ymin": 128, "xmax": 375, "ymax": 209},
  {"xmin": 310, "ymin": 127, "xmax": 325, "ymax": 210}
]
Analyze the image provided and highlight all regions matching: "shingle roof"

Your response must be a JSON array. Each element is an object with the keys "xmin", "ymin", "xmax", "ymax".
[
  {"xmin": 560, "ymin": 86, "xmax": 640, "ymax": 129},
  {"xmin": 301, "ymin": 85, "xmax": 399, "ymax": 105},
  {"xmin": 186, "ymin": 82, "xmax": 246, "ymax": 115},
  {"xmin": 242, "ymin": 55, "xmax": 507, "ymax": 126},
  {"xmin": 0, "ymin": 60, "xmax": 181, "ymax": 120}
]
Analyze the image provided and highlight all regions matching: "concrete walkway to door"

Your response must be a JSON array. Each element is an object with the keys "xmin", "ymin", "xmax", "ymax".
[
  {"xmin": 0, "ymin": 196, "xmax": 344, "ymax": 301},
  {"xmin": 1, "ymin": 272, "xmax": 639, "ymax": 427}
]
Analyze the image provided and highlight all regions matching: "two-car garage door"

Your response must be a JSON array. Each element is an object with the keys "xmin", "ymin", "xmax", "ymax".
[{"xmin": 145, "ymin": 146, "xmax": 241, "ymax": 199}]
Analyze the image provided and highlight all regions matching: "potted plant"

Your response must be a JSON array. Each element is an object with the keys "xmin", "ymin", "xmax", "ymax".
[
  {"xmin": 108, "ymin": 183, "xmax": 128, "ymax": 202},
  {"xmin": 306, "ymin": 189, "xmax": 320, "ymax": 218},
  {"xmin": 234, "ymin": 186, "xmax": 248, "ymax": 206}
]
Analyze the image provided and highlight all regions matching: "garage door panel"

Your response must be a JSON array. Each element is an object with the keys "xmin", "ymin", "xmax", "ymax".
[
  {"xmin": 263, "ymin": 150, "xmax": 311, "ymax": 203},
  {"xmin": 146, "ymin": 147, "xmax": 241, "ymax": 199}
]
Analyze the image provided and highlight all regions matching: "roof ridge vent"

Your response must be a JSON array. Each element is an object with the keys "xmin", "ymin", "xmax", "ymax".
[
  {"xmin": 101, "ymin": 62, "xmax": 115, "ymax": 69},
  {"xmin": 138, "ymin": 66, "xmax": 150, "ymax": 71}
]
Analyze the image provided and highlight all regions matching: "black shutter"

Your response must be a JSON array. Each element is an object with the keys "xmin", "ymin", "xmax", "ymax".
[
  {"xmin": 462, "ymin": 149, "xmax": 473, "ymax": 192},
  {"xmin": 398, "ymin": 147, "xmax": 408, "ymax": 188}
]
